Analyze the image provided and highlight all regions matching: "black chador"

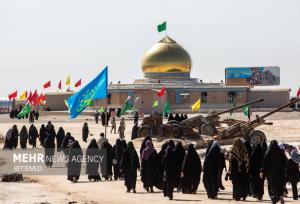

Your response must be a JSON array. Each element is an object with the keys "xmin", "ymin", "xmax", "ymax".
[
  {"xmin": 29, "ymin": 124, "xmax": 39, "ymax": 148},
  {"xmin": 167, "ymin": 113, "xmax": 174, "ymax": 121},
  {"xmin": 12, "ymin": 125, "xmax": 19, "ymax": 149},
  {"xmin": 227, "ymin": 138, "xmax": 250, "ymax": 201},
  {"xmin": 44, "ymin": 134, "xmax": 55, "ymax": 168},
  {"xmin": 162, "ymin": 143, "xmax": 177, "ymax": 200},
  {"xmin": 82, "ymin": 122, "xmax": 89, "ymax": 142},
  {"xmin": 182, "ymin": 144, "xmax": 201, "ymax": 194},
  {"xmin": 174, "ymin": 113, "xmax": 181, "ymax": 122},
  {"xmin": 56, "ymin": 127, "xmax": 65, "ymax": 152},
  {"xmin": 3, "ymin": 129, "xmax": 13, "ymax": 150},
  {"xmin": 120, "ymin": 141, "xmax": 140, "ymax": 193},
  {"xmin": 140, "ymin": 136, "xmax": 152, "ymax": 156},
  {"xmin": 19, "ymin": 125, "xmax": 28, "ymax": 149},
  {"xmin": 67, "ymin": 141, "xmax": 83, "ymax": 183},
  {"xmin": 112, "ymin": 138, "xmax": 127, "ymax": 180},
  {"xmin": 39, "ymin": 124, "xmax": 47, "ymax": 147},
  {"xmin": 173, "ymin": 142, "xmax": 185, "ymax": 190},
  {"xmin": 155, "ymin": 142, "xmax": 168, "ymax": 190},
  {"xmin": 141, "ymin": 140, "xmax": 157, "ymax": 192},
  {"xmin": 249, "ymin": 143, "xmax": 266, "ymax": 200},
  {"xmin": 262, "ymin": 140, "xmax": 286, "ymax": 204},
  {"xmin": 86, "ymin": 139, "xmax": 101, "ymax": 181},
  {"xmin": 101, "ymin": 140, "xmax": 113, "ymax": 180}
]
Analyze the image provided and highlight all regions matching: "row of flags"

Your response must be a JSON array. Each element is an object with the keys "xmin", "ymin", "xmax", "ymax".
[{"xmin": 43, "ymin": 78, "xmax": 82, "ymax": 90}]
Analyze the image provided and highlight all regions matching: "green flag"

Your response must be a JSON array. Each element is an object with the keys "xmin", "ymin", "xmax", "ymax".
[
  {"xmin": 120, "ymin": 100, "xmax": 133, "ymax": 115},
  {"xmin": 98, "ymin": 107, "xmax": 105, "ymax": 113},
  {"xmin": 243, "ymin": 105, "xmax": 250, "ymax": 117},
  {"xmin": 157, "ymin": 21, "xmax": 167, "ymax": 32},
  {"xmin": 17, "ymin": 103, "xmax": 30, "ymax": 118},
  {"xmin": 163, "ymin": 101, "xmax": 170, "ymax": 114},
  {"xmin": 153, "ymin": 100, "xmax": 159, "ymax": 108}
]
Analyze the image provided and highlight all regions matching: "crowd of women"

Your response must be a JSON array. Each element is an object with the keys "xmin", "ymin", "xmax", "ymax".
[{"xmin": 3, "ymin": 121, "xmax": 300, "ymax": 204}]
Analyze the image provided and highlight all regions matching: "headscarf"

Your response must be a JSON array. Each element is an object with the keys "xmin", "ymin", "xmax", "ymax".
[
  {"xmin": 88, "ymin": 139, "xmax": 99, "ymax": 149},
  {"xmin": 142, "ymin": 140, "xmax": 155, "ymax": 161},
  {"xmin": 206, "ymin": 141, "xmax": 220, "ymax": 158},
  {"xmin": 229, "ymin": 138, "xmax": 250, "ymax": 172}
]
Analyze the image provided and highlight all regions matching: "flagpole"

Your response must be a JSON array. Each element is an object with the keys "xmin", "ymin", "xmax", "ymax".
[{"xmin": 104, "ymin": 98, "xmax": 108, "ymax": 138}]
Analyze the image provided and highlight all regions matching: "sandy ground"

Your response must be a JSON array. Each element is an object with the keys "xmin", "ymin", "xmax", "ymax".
[{"xmin": 0, "ymin": 111, "xmax": 300, "ymax": 204}]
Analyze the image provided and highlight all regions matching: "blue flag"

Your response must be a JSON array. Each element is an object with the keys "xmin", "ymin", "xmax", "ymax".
[{"xmin": 66, "ymin": 67, "xmax": 108, "ymax": 119}]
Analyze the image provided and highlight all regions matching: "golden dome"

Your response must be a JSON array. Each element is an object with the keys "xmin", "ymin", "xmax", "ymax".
[{"xmin": 142, "ymin": 36, "xmax": 192, "ymax": 74}]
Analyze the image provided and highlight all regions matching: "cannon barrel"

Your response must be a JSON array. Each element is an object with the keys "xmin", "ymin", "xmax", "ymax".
[
  {"xmin": 206, "ymin": 98, "xmax": 264, "ymax": 118},
  {"xmin": 247, "ymin": 98, "xmax": 300, "ymax": 127}
]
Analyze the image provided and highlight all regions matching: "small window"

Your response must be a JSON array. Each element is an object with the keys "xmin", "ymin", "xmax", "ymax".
[
  {"xmin": 228, "ymin": 91, "xmax": 237, "ymax": 103},
  {"xmin": 201, "ymin": 92, "xmax": 207, "ymax": 103}
]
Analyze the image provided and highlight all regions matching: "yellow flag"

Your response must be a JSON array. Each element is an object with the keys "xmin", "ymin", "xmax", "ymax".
[
  {"xmin": 19, "ymin": 91, "xmax": 27, "ymax": 101},
  {"xmin": 191, "ymin": 99, "xmax": 201, "ymax": 111},
  {"xmin": 66, "ymin": 76, "xmax": 71, "ymax": 86}
]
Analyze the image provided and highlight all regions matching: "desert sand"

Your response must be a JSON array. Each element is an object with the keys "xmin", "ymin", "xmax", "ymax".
[{"xmin": 0, "ymin": 111, "xmax": 300, "ymax": 204}]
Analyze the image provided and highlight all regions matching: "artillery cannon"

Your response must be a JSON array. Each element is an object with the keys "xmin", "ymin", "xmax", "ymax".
[
  {"xmin": 177, "ymin": 98, "xmax": 264, "ymax": 136},
  {"xmin": 137, "ymin": 98, "xmax": 264, "ymax": 139},
  {"xmin": 213, "ymin": 98, "xmax": 300, "ymax": 145}
]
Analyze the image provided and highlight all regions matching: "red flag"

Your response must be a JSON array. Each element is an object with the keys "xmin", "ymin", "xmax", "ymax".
[
  {"xmin": 157, "ymin": 86, "xmax": 166, "ymax": 97},
  {"xmin": 31, "ymin": 90, "xmax": 38, "ymax": 105},
  {"xmin": 58, "ymin": 80, "xmax": 62, "ymax": 90},
  {"xmin": 297, "ymin": 87, "xmax": 300, "ymax": 97},
  {"xmin": 8, "ymin": 91, "xmax": 17, "ymax": 100},
  {"xmin": 43, "ymin": 80, "xmax": 51, "ymax": 89},
  {"xmin": 75, "ymin": 79, "xmax": 81, "ymax": 88},
  {"xmin": 37, "ymin": 93, "xmax": 46, "ymax": 104},
  {"xmin": 27, "ymin": 91, "xmax": 32, "ymax": 103}
]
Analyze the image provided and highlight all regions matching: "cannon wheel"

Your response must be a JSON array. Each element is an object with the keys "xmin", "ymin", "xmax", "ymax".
[
  {"xmin": 201, "ymin": 124, "xmax": 215, "ymax": 136},
  {"xmin": 137, "ymin": 125, "xmax": 152, "ymax": 138},
  {"xmin": 249, "ymin": 130, "xmax": 266, "ymax": 146}
]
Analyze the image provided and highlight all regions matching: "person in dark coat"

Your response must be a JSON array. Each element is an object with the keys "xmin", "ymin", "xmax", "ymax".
[
  {"xmin": 82, "ymin": 122, "xmax": 89, "ymax": 142},
  {"xmin": 112, "ymin": 138, "xmax": 127, "ymax": 180},
  {"xmin": 56, "ymin": 127, "xmax": 65, "ymax": 152},
  {"xmin": 120, "ymin": 141, "xmax": 140, "ymax": 193},
  {"xmin": 162, "ymin": 141, "xmax": 177, "ymax": 200},
  {"xmin": 46, "ymin": 121, "xmax": 56, "ymax": 141},
  {"xmin": 168, "ymin": 113, "xmax": 174, "ymax": 121},
  {"xmin": 11, "ymin": 125, "xmax": 19, "ymax": 149},
  {"xmin": 182, "ymin": 144, "xmax": 201, "ymax": 194},
  {"xmin": 29, "ymin": 110, "xmax": 35, "ymax": 123},
  {"xmin": 86, "ymin": 139, "xmax": 101, "ymax": 181},
  {"xmin": 44, "ymin": 132, "xmax": 55, "ymax": 168},
  {"xmin": 173, "ymin": 142, "xmax": 185, "ymax": 191},
  {"xmin": 35, "ymin": 110, "xmax": 39, "ymax": 120},
  {"xmin": 140, "ymin": 136, "xmax": 152, "ymax": 157},
  {"xmin": 9, "ymin": 109, "xmax": 14, "ymax": 119},
  {"xmin": 131, "ymin": 122, "xmax": 139, "ymax": 140},
  {"xmin": 29, "ymin": 124, "xmax": 39, "ymax": 148},
  {"xmin": 226, "ymin": 138, "xmax": 250, "ymax": 201},
  {"xmin": 94, "ymin": 110, "xmax": 100, "ymax": 124},
  {"xmin": 67, "ymin": 140, "xmax": 83, "ymax": 182},
  {"xmin": 19, "ymin": 125, "xmax": 28, "ymax": 149},
  {"xmin": 3, "ymin": 129, "xmax": 14, "ymax": 150},
  {"xmin": 180, "ymin": 114, "xmax": 185, "ymax": 122},
  {"xmin": 155, "ymin": 142, "xmax": 169, "ymax": 190},
  {"xmin": 101, "ymin": 140, "xmax": 113, "ymax": 180},
  {"xmin": 141, "ymin": 140, "xmax": 157, "ymax": 192},
  {"xmin": 203, "ymin": 141, "xmax": 222, "ymax": 198},
  {"xmin": 134, "ymin": 112, "xmax": 139, "ymax": 125},
  {"xmin": 174, "ymin": 113, "xmax": 181, "ymax": 122},
  {"xmin": 261, "ymin": 140, "xmax": 287, "ymax": 204},
  {"xmin": 101, "ymin": 112, "xmax": 106, "ymax": 126},
  {"xmin": 39, "ymin": 124, "xmax": 47, "ymax": 147},
  {"xmin": 286, "ymin": 148, "xmax": 300, "ymax": 200},
  {"xmin": 249, "ymin": 142, "xmax": 266, "ymax": 200}
]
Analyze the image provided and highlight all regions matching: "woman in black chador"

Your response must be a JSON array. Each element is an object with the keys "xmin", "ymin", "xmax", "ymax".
[
  {"xmin": 86, "ymin": 139, "xmax": 101, "ymax": 181},
  {"xmin": 112, "ymin": 138, "xmax": 127, "ymax": 180},
  {"xmin": 3, "ymin": 129, "xmax": 13, "ymax": 150},
  {"xmin": 227, "ymin": 138, "xmax": 250, "ymax": 201},
  {"xmin": 120, "ymin": 141, "xmax": 140, "ymax": 193},
  {"xmin": 141, "ymin": 140, "xmax": 157, "ymax": 192},
  {"xmin": 140, "ymin": 136, "xmax": 152, "ymax": 156},
  {"xmin": 67, "ymin": 140, "xmax": 83, "ymax": 183},
  {"xmin": 39, "ymin": 124, "xmax": 47, "ymax": 147},
  {"xmin": 19, "ymin": 125, "xmax": 28, "ymax": 149},
  {"xmin": 155, "ymin": 142, "xmax": 168, "ymax": 190},
  {"xmin": 12, "ymin": 125, "xmax": 19, "ymax": 149},
  {"xmin": 173, "ymin": 142, "xmax": 185, "ymax": 191},
  {"xmin": 101, "ymin": 140, "xmax": 113, "ymax": 180},
  {"xmin": 29, "ymin": 124, "xmax": 39, "ymax": 148},
  {"xmin": 167, "ymin": 113, "xmax": 174, "ymax": 121},
  {"xmin": 203, "ymin": 141, "xmax": 222, "ymax": 199},
  {"xmin": 82, "ymin": 122, "xmax": 89, "ymax": 142},
  {"xmin": 162, "ymin": 141, "xmax": 177, "ymax": 200},
  {"xmin": 174, "ymin": 113, "xmax": 181, "ymax": 122},
  {"xmin": 286, "ymin": 148, "xmax": 300, "ymax": 200},
  {"xmin": 56, "ymin": 127, "xmax": 65, "ymax": 152},
  {"xmin": 181, "ymin": 144, "xmax": 201, "ymax": 194},
  {"xmin": 44, "ymin": 132, "xmax": 55, "ymax": 168},
  {"xmin": 261, "ymin": 140, "xmax": 286, "ymax": 204},
  {"xmin": 249, "ymin": 141, "xmax": 267, "ymax": 200}
]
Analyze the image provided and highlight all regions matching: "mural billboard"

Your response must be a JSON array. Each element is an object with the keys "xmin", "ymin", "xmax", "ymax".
[{"xmin": 225, "ymin": 66, "xmax": 280, "ymax": 86}]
